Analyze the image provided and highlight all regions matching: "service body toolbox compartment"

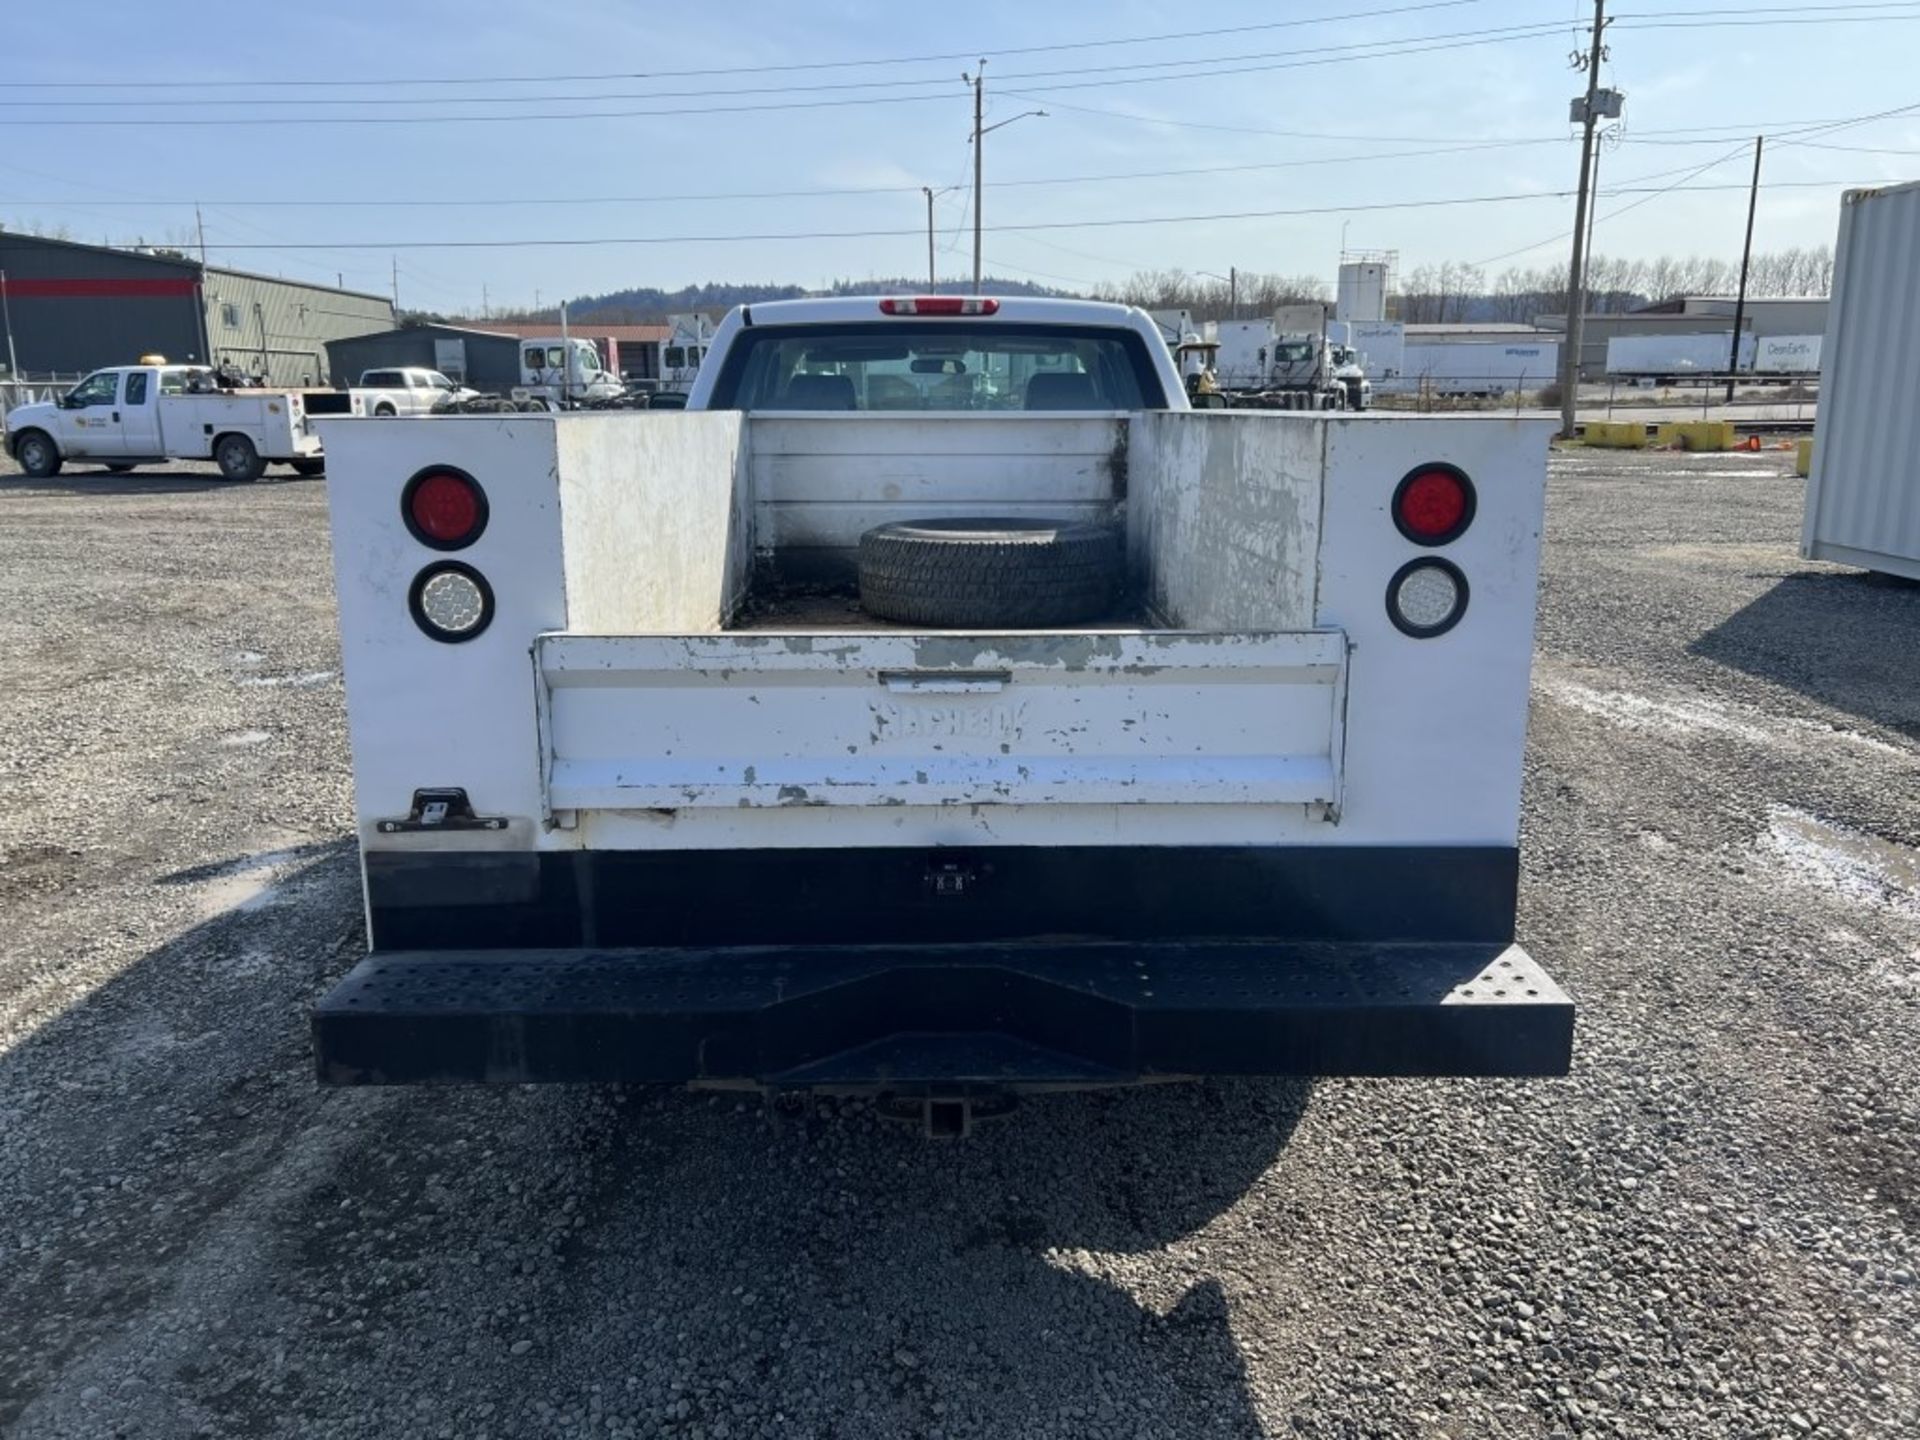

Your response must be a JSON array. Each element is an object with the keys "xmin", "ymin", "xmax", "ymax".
[{"xmin": 314, "ymin": 298, "xmax": 1569, "ymax": 1093}]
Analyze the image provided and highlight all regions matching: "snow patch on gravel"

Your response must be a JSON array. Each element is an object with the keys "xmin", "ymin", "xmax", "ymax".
[
  {"xmin": 1537, "ymin": 674, "xmax": 1908, "ymax": 756},
  {"xmin": 1761, "ymin": 805, "xmax": 1920, "ymax": 925},
  {"xmin": 237, "ymin": 670, "xmax": 334, "ymax": 689},
  {"xmin": 1537, "ymin": 675, "xmax": 1772, "ymax": 744},
  {"xmin": 216, "ymin": 730, "xmax": 272, "ymax": 748}
]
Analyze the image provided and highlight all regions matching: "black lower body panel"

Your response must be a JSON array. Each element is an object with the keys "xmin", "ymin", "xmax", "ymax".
[{"xmin": 313, "ymin": 940, "xmax": 1573, "ymax": 1087}]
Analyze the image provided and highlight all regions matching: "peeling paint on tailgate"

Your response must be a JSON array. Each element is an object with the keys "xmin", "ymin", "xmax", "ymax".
[{"xmin": 537, "ymin": 630, "xmax": 1346, "ymax": 812}]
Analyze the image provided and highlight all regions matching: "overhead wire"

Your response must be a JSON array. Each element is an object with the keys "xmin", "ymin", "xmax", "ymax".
[
  {"xmin": 0, "ymin": 2, "xmax": 1505, "ymax": 89},
  {"xmin": 93, "ymin": 177, "xmax": 1878, "ymax": 254}
]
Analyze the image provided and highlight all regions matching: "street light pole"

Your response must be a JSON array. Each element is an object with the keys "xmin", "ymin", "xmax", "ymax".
[
  {"xmin": 966, "ymin": 61, "xmax": 985, "ymax": 294},
  {"xmin": 961, "ymin": 61, "xmax": 1045, "ymax": 296}
]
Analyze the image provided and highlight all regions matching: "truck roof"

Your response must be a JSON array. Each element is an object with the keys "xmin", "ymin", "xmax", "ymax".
[{"xmin": 733, "ymin": 296, "xmax": 1156, "ymax": 328}]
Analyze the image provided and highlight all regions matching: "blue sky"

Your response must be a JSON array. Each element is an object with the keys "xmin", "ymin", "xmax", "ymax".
[{"xmin": 2, "ymin": 0, "xmax": 1915, "ymax": 310}]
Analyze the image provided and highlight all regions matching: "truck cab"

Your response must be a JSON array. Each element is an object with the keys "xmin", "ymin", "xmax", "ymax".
[{"xmin": 513, "ymin": 337, "xmax": 624, "ymax": 410}]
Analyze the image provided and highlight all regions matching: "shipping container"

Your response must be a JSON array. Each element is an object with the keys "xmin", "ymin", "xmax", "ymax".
[
  {"xmin": 1802, "ymin": 182, "xmax": 1920, "ymax": 581},
  {"xmin": 1375, "ymin": 341, "xmax": 1558, "ymax": 397},
  {"xmin": 1604, "ymin": 332, "xmax": 1756, "ymax": 379}
]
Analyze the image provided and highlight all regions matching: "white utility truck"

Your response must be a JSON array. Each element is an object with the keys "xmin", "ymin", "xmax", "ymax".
[
  {"xmin": 5, "ymin": 363, "xmax": 323, "ymax": 480},
  {"xmin": 313, "ymin": 295, "xmax": 1570, "ymax": 1129}
]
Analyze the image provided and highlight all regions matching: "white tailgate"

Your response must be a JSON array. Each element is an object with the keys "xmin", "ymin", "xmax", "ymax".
[{"xmin": 538, "ymin": 630, "xmax": 1346, "ymax": 811}]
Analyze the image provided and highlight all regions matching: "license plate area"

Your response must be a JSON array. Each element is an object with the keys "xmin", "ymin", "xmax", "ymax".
[{"xmin": 537, "ymin": 630, "xmax": 1347, "ymax": 812}]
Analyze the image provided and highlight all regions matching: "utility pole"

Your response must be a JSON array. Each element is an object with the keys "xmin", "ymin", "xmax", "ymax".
[
  {"xmin": 966, "ymin": 61, "xmax": 985, "ymax": 295},
  {"xmin": 482, "ymin": 282, "xmax": 490, "ymax": 319},
  {"xmin": 922, "ymin": 187, "xmax": 939, "ymax": 290},
  {"xmin": 391, "ymin": 255, "xmax": 400, "ymax": 312},
  {"xmin": 1726, "ymin": 134, "xmax": 1764, "ymax": 403},
  {"xmin": 192, "ymin": 206, "xmax": 213, "ymax": 366},
  {"xmin": 0, "ymin": 271, "xmax": 19, "ymax": 380},
  {"xmin": 1229, "ymin": 266, "xmax": 1237, "ymax": 320},
  {"xmin": 1559, "ymin": 0, "xmax": 1609, "ymax": 439}
]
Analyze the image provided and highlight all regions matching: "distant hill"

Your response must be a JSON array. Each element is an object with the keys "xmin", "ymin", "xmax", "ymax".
[{"xmin": 497, "ymin": 276, "xmax": 1079, "ymax": 326}]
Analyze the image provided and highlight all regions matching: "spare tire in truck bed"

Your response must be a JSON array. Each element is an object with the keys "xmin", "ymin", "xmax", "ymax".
[{"xmin": 857, "ymin": 517, "xmax": 1123, "ymax": 628}]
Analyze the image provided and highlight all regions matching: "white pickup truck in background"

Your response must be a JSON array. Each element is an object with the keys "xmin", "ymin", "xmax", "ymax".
[
  {"xmin": 354, "ymin": 367, "xmax": 478, "ymax": 417},
  {"xmin": 5, "ymin": 363, "xmax": 324, "ymax": 480},
  {"xmin": 312, "ymin": 295, "xmax": 1571, "ymax": 1130}
]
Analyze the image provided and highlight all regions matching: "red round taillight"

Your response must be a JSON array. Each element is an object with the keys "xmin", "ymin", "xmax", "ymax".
[
  {"xmin": 1392, "ymin": 464, "xmax": 1475, "ymax": 546},
  {"xmin": 402, "ymin": 467, "xmax": 488, "ymax": 550}
]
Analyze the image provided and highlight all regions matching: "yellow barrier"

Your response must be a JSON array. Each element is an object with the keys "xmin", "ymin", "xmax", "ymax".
[
  {"xmin": 1795, "ymin": 438, "xmax": 1813, "ymax": 478},
  {"xmin": 1673, "ymin": 420, "xmax": 1737, "ymax": 452},
  {"xmin": 1583, "ymin": 421, "xmax": 1647, "ymax": 449},
  {"xmin": 1654, "ymin": 423, "xmax": 1683, "ymax": 448}
]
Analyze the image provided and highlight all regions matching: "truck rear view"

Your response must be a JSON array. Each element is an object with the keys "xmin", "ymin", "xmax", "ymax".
[{"xmin": 313, "ymin": 297, "xmax": 1570, "ymax": 1118}]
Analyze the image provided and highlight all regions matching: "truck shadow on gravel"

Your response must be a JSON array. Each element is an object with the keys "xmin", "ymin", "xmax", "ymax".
[
  {"xmin": 0, "ymin": 840, "xmax": 1310, "ymax": 1439},
  {"xmin": 0, "ymin": 471, "xmax": 317, "ymax": 496},
  {"xmin": 1690, "ymin": 568, "xmax": 1920, "ymax": 739},
  {"xmin": 285, "ymin": 1077, "xmax": 1313, "ymax": 1440}
]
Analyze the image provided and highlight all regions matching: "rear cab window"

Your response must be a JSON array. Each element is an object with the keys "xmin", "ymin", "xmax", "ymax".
[
  {"xmin": 706, "ymin": 323, "xmax": 1167, "ymax": 412},
  {"xmin": 124, "ymin": 371, "xmax": 150, "ymax": 405}
]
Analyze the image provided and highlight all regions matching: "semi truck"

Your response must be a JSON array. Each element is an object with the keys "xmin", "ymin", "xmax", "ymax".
[
  {"xmin": 310, "ymin": 295, "xmax": 1571, "ymax": 1130},
  {"xmin": 510, "ymin": 336, "xmax": 627, "ymax": 410},
  {"xmin": 5, "ymin": 363, "xmax": 323, "ymax": 480},
  {"xmin": 1209, "ymin": 305, "xmax": 1365, "ymax": 410}
]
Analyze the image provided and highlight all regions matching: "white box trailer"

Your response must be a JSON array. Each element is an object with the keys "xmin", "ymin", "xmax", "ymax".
[
  {"xmin": 1753, "ymin": 334, "xmax": 1822, "ymax": 375},
  {"xmin": 1804, "ymin": 182, "xmax": 1920, "ymax": 581},
  {"xmin": 1212, "ymin": 319, "xmax": 1277, "ymax": 388},
  {"xmin": 1605, "ymin": 331, "xmax": 1756, "ymax": 380},
  {"xmin": 1336, "ymin": 320, "xmax": 1406, "ymax": 380},
  {"xmin": 311, "ymin": 296, "xmax": 1570, "ymax": 1111},
  {"xmin": 1381, "ymin": 341, "xmax": 1558, "ymax": 397}
]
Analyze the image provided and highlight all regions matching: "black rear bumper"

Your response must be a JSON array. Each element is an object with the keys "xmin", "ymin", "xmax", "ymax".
[{"xmin": 312, "ymin": 941, "xmax": 1573, "ymax": 1087}]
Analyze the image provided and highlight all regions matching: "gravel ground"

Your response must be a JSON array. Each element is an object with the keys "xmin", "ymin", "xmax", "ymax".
[{"xmin": 0, "ymin": 447, "xmax": 1915, "ymax": 1440}]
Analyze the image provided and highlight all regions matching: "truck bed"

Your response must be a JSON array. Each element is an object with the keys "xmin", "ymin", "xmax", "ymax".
[{"xmin": 729, "ymin": 587, "xmax": 1155, "ymax": 634}]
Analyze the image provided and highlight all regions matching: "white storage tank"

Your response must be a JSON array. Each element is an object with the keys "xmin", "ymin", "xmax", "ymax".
[
  {"xmin": 1802, "ymin": 182, "xmax": 1920, "ymax": 580},
  {"xmin": 1336, "ymin": 262, "xmax": 1389, "ymax": 323}
]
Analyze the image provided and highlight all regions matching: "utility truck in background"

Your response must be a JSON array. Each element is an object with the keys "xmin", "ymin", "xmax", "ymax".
[
  {"xmin": 312, "ymin": 294, "xmax": 1570, "ymax": 1129},
  {"xmin": 5, "ymin": 362, "xmax": 323, "ymax": 480}
]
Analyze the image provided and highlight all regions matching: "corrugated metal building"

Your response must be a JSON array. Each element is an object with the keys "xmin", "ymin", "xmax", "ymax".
[
  {"xmin": 0, "ymin": 233, "xmax": 393, "ymax": 386},
  {"xmin": 324, "ymin": 323, "xmax": 526, "ymax": 391}
]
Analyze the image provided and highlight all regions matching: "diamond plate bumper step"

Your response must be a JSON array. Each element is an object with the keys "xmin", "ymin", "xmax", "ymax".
[{"xmin": 312, "ymin": 941, "xmax": 1572, "ymax": 1087}]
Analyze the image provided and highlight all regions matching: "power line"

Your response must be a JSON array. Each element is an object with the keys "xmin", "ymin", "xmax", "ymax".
[
  {"xmin": 0, "ymin": 138, "xmax": 1582, "ymax": 210},
  {"xmin": 0, "ymin": 21, "xmax": 1585, "ymax": 110},
  {"xmin": 75, "ymin": 178, "xmax": 1876, "ymax": 254},
  {"xmin": 0, "ymin": 22, "xmax": 1590, "ymax": 124},
  {"xmin": 1470, "ymin": 142, "xmax": 1776, "ymax": 267},
  {"xmin": 0, "ymin": 2, "xmax": 1502, "ymax": 89}
]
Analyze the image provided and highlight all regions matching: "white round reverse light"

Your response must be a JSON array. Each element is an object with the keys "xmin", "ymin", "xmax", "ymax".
[
  {"xmin": 1387, "ymin": 559, "xmax": 1468, "ymax": 638},
  {"xmin": 410, "ymin": 563, "xmax": 494, "ymax": 642}
]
